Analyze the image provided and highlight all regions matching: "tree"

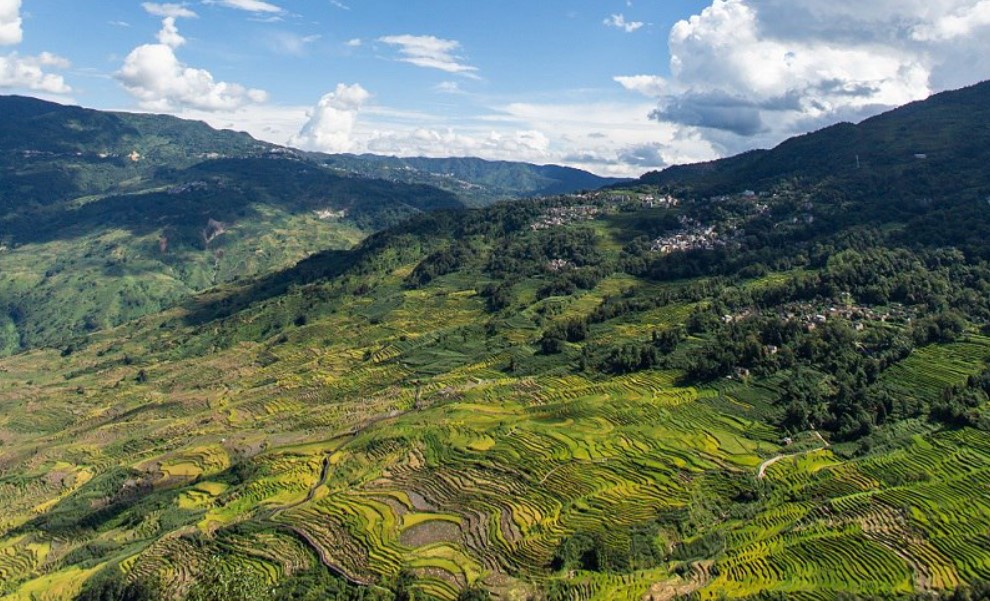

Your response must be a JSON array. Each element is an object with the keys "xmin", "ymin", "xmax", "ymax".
[{"xmin": 185, "ymin": 555, "xmax": 275, "ymax": 601}]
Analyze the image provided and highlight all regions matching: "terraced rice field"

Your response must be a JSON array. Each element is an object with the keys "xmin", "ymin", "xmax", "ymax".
[{"xmin": 1, "ymin": 269, "xmax": 989, "ymax": 600}]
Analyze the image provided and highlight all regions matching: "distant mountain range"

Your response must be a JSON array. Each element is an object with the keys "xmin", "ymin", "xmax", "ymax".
[{"xmin": 314, "ymin": 153, "xmax": 629, "ymax": 205}]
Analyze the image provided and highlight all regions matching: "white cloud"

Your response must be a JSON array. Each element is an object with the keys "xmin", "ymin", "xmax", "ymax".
[
  {"xmin": 621, "ymin": 0, "xmax": 990, "ymax": 157},
  {"xmin": 487, "ymin": 101, "xmax": 718, "ymax": 174},
  {"xmin": 116, "ymin": 18, "xmax": 267, "ymax": 111},
  {"xmin": 364, "ymin": 128, "xmax": 552, "ymax": 162},
  {"xmin": 0, "ymin": 0, "xmax": 22, "ymax": 45},
  {"xmin": 203, "ymin": 0, "xmax": 283, "ymax": 13},
  {"xmin": 364, "ymin": 127, "xmax": 551, "ymax": 163},
  {"xmin": 267, "ymin": 31, "xmax": 320, "ymax": 56},
  {"xmin": 172, "ymin": 102, "xmax": 307, "ymax": 141},
  {"xmin": 345, "ymin": 38, "xmax": 362, "ymax": 47},
  {"xmin": 614, "ymin": 75, "xmax": 666, "ymax": 97},
  {"xmin": 604, "ymin": 14, "xmax": 644, "ymax": 33},
  {"xmin": 290, "ymin": 83, "xmax": 371, "ymax": 153},
  {"xmin": 0, "ymin": 52, "xmax": 71, "ymax": 93},
  {"xmin": 142, "ymin": 3, "xmax": 197, "ymax": 18},
  {"xmin": 0, "ymin": 0, "xmax": 71, "ymax": 94},
  {"xmin": 912, "ymin": 0, "xmax": 990, "ymax": 41},
  {"xmin": 378, "ymin": 35, "xmax": 479, "ymax": 78},
  {"xmin": 435, "ymin": 81, "xmax": 463, "ymax": 94},
  {"xmin": 156, "ymin": 17, "xmax": 186, "ymax": 48}
]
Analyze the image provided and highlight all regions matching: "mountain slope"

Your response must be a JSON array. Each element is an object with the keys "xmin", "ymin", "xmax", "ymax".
[
  {"xmin": 0, "ymin": 96, "xmax": 272, "ymax": 214},
  {"xmin": 0, "ymin": 96, "xmax": 622, "ymax": 354},
  {"xmin": 2, "ymin": 84, "xmax": 990, "ymax": 601},
  {"xmin": 641, "ymin": 80, "xmax": 990, "ymax": 200}
]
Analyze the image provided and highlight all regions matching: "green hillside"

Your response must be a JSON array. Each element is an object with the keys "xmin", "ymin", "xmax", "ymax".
[
  {"xmin": 1, "ymin": 85, "xmax": 990, "ymax": 601},
  {"xmin": 0, "ymin": 97, "xmax": 619, "ymax": 355}
]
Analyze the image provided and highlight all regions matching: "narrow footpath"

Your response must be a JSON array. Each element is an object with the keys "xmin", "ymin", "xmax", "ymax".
[{"xmin": 757, "ymin": 431, "xmax": 829, "ymax": 480}]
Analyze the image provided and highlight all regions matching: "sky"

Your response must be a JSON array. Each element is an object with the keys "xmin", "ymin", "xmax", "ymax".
[{"xmin": 2, "ymin": 1, "xmax": 990, "ymax": 177}]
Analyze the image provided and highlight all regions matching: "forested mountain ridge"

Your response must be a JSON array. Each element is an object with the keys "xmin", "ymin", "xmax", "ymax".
[{"xmin": 1, "ymin": 83, "xmax": 990, "ymax": 601}]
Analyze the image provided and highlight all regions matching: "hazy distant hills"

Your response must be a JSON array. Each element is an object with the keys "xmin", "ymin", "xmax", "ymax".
[{"xmin": 316, "ymin": 153, "xmax": 630, "ymax": 205}]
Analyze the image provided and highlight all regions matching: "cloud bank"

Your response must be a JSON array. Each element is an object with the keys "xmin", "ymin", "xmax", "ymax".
[{"xmin": 619, "ymin": 0, "xmax": 990, "ymax": 157}]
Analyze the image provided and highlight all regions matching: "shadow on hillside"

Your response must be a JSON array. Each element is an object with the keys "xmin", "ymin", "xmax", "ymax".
[
  {"xmin": 0, "ymin": 157, "xmax": 466, "ymax": 247},
  {"xmin": 181, "ymin": 247, "xmax": 356, "ymax": 326}
]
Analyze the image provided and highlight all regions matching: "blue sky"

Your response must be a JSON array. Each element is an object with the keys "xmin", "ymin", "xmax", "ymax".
[{"xmin": 3, "ymin": 1, "xmax": 990, "ymax": 176}]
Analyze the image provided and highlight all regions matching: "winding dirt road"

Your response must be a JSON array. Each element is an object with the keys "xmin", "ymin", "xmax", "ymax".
[{"xmin": 757, "ymin": 431, "xmax": 829, "ymax": 479}]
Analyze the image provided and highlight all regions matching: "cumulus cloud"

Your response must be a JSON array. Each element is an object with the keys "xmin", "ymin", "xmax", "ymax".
[
  {"xmin": 0, "ymin": 52, "xmax": 71, "ymax": 93},
  {"xmin": 619, "ymin": 0, "xmax": 990, "ymax": 157},
  {"xmin": 378, "ymin": 35, "xmax": 479, "ymax": 78},
  {"xmin": 0, "ymin": 0, "xmax": 22, "ymax": 45},
  {"xmin": 116, "ymin": 17, "xmax": 267, "ymax": 111},
  {"xmin": 604, "ymin": 14, "xmax": 644, "ymax": 33},
  {"xmin": 290, "ymin": 84, "xmax": 371, "ymax": 152},
  {"xmin": 203, "ymin": 0, "xmax": 282, "ymax": 13},
  {"xmin": 156, "ymin": 17, "xmax": 186, "ymax": 48}
]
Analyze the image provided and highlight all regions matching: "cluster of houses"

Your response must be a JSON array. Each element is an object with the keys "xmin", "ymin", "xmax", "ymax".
[
  {"xmin": 777, "ymin": 302, "xmax": 913, "ymax": 330},
  {"xmin": 315, "ymin": 208, "xmax": 347, "ymax": 220},
  {"xmin": 530, "ymin": 204, "xmax": 602, "ymax": 230},
  {"xmin": 650, "ymin": 218, "xmax": 727, "ymax": 254},
  {"xmin": 722, "ymin": 301, "xmax": 913, "ymax": 333},
  {"xmin": 640, "ymin": 194, "xmax": 680, "ymax": 208},
  {"xmin": 20, "ymin": 149, "xmax": 126, "ymax": 160},
  {"xmin": 19, "ymin": 148, "xmax": 241, "ymax": 162},
  {"xmin": 565, "ymin": 190, "xmax": 680, "ymax": 209}
]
